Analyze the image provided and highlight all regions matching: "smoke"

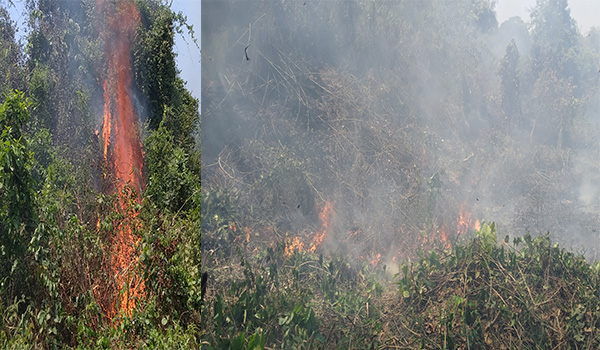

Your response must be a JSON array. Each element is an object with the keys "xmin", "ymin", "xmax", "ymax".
[{"xmin": 202, "ymin": 1, "xmax": 600, "ymax": 262}]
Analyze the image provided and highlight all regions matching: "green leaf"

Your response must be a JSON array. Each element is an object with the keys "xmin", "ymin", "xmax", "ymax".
[{"xmin": 231, "ymin": 333, "xmax": 246, "ymax": 350}]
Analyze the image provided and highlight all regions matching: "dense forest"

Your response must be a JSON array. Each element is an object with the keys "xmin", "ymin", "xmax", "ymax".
[
  {"xmin": 202, "ymin": 0, "xmax": 600, "ymax": 348},
  {"xmin": 0, "ymin": 0, "xmax": 200, "ymax": 348}
]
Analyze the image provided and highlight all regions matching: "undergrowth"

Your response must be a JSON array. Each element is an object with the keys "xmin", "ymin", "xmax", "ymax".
[
  {"xmin": 202, "ymin": 222, "xmax": 600, "ymax": 349},
  {"xmin": 201, "ymin": 240, "xmax": 384, "ymax": 349}
]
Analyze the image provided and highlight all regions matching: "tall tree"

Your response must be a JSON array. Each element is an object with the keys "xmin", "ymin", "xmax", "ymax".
[
  {"xmin": 134, "ymin": 1, "xmax": 199, "ymax": 150},
  {"xmin": 0, "ymin": 6, "xmax": 24, "ymax": 94},
  {"xmin": 529, "ymin": 67, "xmax": 577, "ymax": 148},
  {"xmin": 529, "ymin": 0, "xmax": 579, "ymax": 82},
  {"xmin": 499, "ymin": 39, "xmax": 522, "ymax": 136}
]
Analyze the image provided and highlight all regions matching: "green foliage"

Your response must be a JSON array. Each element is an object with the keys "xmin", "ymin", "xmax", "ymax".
[
  {"xmin": 134, "ymin": 0, "xmax": 177, "ymax": 130},
  {"xmin": 0, "ymin": 6, "xmax": 25, "ymax": 94},
  {"xmin": 202, "ymin": 240, "xmax": 383, "ymax": 349},
  {"xmin": 0, "ymin": 90, "xmax": 34, "ymax": 227},
  {"xmin": 145, "ymin": 126, "xmax": 200, "ymax": 212},
  {"xmin": 139, "ymin": 206, "xmax": 201, "ymax": 327},
  {"xmin": 0, "ymin": 91, "xmax": 36, "ymax": 303},
  {"xmin": 0, "ymin": 2, "xmax": 202, "ymax": 347},
  {"xmin": 144, "ymin": 124, "xmax": 198, "ymax": 213},
  {"xmin": 393, "ymin": 223, "xmax": 600, "ymax": 348},
  {"xmin": 28, "ymin": 63, "xmax": 58, "ymax": 131},
  {"xmin": 0, "ymin": 91, "xmax": 99, "ymax": 347},
  {"xmin": 134, "ymin": 0, "xmax": 199, "ymax": 148}
]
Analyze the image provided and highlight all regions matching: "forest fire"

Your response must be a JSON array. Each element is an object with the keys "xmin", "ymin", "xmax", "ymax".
[
  {"xmin": 195, "ymin": 1, "xmax": 600, "ymax": 347},
  {"xmin": 432, "ymin": 206, "xmax": 481, "ymax": 250},
  {"xmin": 309, "ymin": 201, "xmax": 334, "ymax": 252},
  {"xmin": 96, "ymin": 0, "xmax": 145, "ymax": 320},
  {"xmin": 283, "ymin": 201, "xmax": 334, "ymax": 256},
  {"xmin": 281, "ymin": 200, "xmax": 481, "ymax": 265},
  {"xmin": 439, "ymin": 225, "xmax": 450, "ymax": 248},
  {"xmin": 370, "ymin": 253, "xmax": 382, "ymax": 267},
  {"xmin": 101, "ymin": 81, "xmax": 111, "ymax": 164},
  {"xmin": 458, "ymin": 205, "xmax": 480, "ymax": 236},
  {"xmin": 382, "ymin": 206, "xmax": 482, "ymax": 267},
  {"xmin": 285, "ymin": 237, "xmax": 305, "ymax": 256}
]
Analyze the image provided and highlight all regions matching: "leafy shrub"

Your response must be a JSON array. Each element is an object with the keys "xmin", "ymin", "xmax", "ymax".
[
  {"xmin": 144, "ymin": 125, "xmax": 198, "ymax": 213},
  {"xmin": 201, "ymin": 240, "xmax": 383, "ymax": 349},
  {"xmin": 139, "ymin": 206, "xmax": 201, "ymax": 327},
  {"xmin": 393, "ymin": 222, "xmax": 600, "ymax": 349}
]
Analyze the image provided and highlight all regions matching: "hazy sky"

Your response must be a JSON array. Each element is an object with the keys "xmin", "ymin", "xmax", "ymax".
[{"xmin": 496, "ymin": 0, "xmax": 599, "ymax": 34}]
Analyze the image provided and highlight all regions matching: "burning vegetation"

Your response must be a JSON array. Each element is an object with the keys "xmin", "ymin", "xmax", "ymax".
[
  {"xmin": 201, "ymin": 0, "xmax": 600, "ymax": 348},
  {"xmin": 95, "ymin": 0, "xmax": 145, "ymax": 320},
  {"xmin": 0, "ymin": 0, "xmax": 200, "ymax": 347}
]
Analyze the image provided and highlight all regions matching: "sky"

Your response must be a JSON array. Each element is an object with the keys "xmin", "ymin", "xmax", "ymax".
[{"xmin": 171, "ymin": 0, "xmax": 201, "ymax": 105}]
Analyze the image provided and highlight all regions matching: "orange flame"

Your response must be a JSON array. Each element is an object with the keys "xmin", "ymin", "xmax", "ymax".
[
  {"xmin": 439, "ymin": 225, "xmax": 449, "ymax": 248},
  {"xmin": 245, "ymin": 226, "xmax": 251, "ymax": 243},
  {"xmin": 457, "ymin": 206, "xmax": 471, "ymax": 236},
  {"xmin": 96, "ymin": 0, "xmax": 144, "ymax": 321},
  {"xmin": 458, "ymin": 205, "xmax": 480, "ymax": 235},
  {"xmin": 309, "ymin": 201, "xmax": 334, "ymax": 252},
  {"xmin": 101, "ymin": 80, "xmax": 111, "ymax": 164},
  {"xmin": 417, "ymin": 205, "xmax": 480, "ymax": 251},
  {"xmin": 370, "ymin": 253, "xmax": 382, "ymax": 267},
  {"xmin": 285, "ymin": 237, "xmax": 305, "ymax": 256}
]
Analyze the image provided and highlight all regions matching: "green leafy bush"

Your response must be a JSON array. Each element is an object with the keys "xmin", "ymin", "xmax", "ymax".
[
  {"xmin": 392, "ymin": 222, "xmax": 600, "ymax": 349},
  {"xmin": 201, "ymin": 240, "xmax": 383, "ymax": 349}
]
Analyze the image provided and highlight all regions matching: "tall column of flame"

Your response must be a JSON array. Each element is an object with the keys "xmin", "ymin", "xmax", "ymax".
[
  {"xmin": 102, "ymin": 81, "xmax": 111, "ymax": 164},
  {"xmin": 97, "ymin": 0, "xmax": 145, "ymax": 320}
]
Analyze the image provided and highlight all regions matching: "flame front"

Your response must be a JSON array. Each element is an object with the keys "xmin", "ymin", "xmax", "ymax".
[
  {"xmin": 412, "ymin": 205, "xmax": 481, "ymax": 256},
  {"xmin": 280, "ymin": 201, "xmax": 479, "ymax": 266},
  {"xmin": 96, "ymin": 0, "xmax": 145, "ymax": 321},
  {"xmin": 101, "ymin": 80, "xmax": 111, "ymax": 164},
  {"xmin": 458, "ymin": 205, "xmax": 480, "ymax": 236},
  {"xmin": 285, "ymin": 237, "xmax": 305, "ymax": 256},
  {"xmin": 309, "ymin": 201, "xmax": 334, "ymax": 252},
  {"xmin": 282, "ymin": 201, "xmax": 334, "ymax": 256}
]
